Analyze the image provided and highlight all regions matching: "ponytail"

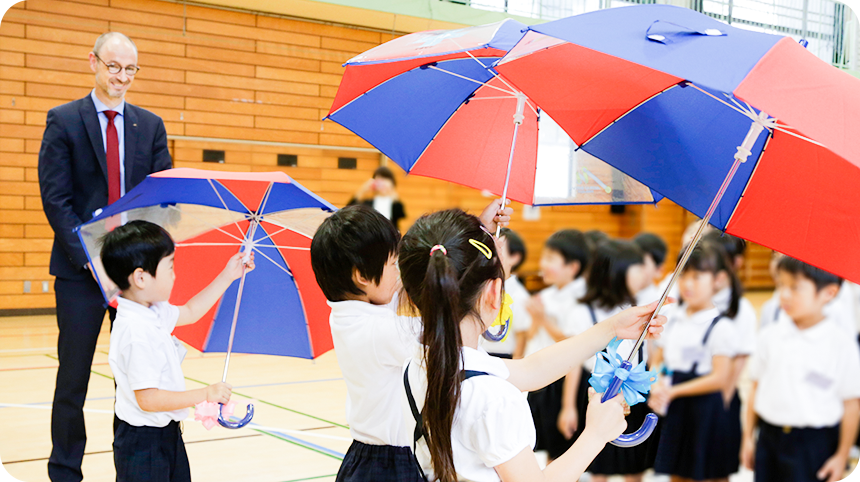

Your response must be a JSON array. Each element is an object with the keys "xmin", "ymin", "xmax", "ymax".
[
  {"xmin": 399, "ymin": 209, "xmax": 504, "ymax": 482},
  {"xmin": 421, "ymin": 253, "xmax": 463, "ymax": 482}
]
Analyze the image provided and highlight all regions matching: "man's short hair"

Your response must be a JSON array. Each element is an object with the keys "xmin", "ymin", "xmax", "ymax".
[
  {"xmin": 93, "ymin": 32, "xmax": 138, "ymax": 57},
  {"xmin": 310, "ymin": 205, "xmax": 400, "ymax": 301},
  {"xmin": 100, "ymin": 220, "xmax": 175, "ymax": 290},
  {"xmin": 777, "ymin": 256, "xmax": 843, "ymax": 291}
]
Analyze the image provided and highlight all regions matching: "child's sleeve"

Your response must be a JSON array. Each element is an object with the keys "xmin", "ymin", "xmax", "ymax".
[
  {"xmin": 708, "ymin": 320, "xmax": 738, "ymax": 359},
  {"xmin": 836, "ymin": 336, "xmax": 860, "ymax": 400},
  {"xmin": 467, "ymin": 383, "xmax": 535, "ymax": 468},
  {"xmin": 126, "ymin": 340, "xmax": 169, "ymax": 391},
  {"xmin": 375, "ymin": 314, "xmax": 422, "ymax": 368},
  {"xmin": 559, "ymin": 303, "xmax": 592, "ymax": 338}
]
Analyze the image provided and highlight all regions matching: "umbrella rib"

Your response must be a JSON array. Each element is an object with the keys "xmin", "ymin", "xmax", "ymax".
[
  {"xmin": 208, "ymin": 179, "xmax": 251, "ymax": 240},
  {"xmin": 175, "ymin": 242, "xmax": 309, "ymax": 250},
  {"xmin": 165, "ymin": 205, "xmax": 246, "ymax": 244},
  {"xmin": 450, "ymin": 37, "xmax": 522, "ymax": 95},
  {"xmin": 251, "ymin": 246, "xmax": 294, "ymax": 277},
  {"xmin": 426, "ymin": 65, "xmax": 517, "ymax": 95}
]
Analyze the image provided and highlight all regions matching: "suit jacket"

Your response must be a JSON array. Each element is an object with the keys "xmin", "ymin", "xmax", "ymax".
[{"xmin": 38, "ymin": 95, "xmax": 173, "ymax": 280}]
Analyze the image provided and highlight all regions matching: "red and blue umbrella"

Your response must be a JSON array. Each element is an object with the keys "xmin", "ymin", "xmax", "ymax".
[
  {"xmin": 76, "ymin": 168, "xmax": 336, "ymax": 428},
  {"xmin": 494, "ymin": 4, "xmax": 860, "ymax": 446},
  {"xmin": 325, "ymin": 19, "xmax": 660, "ymax": 208}
]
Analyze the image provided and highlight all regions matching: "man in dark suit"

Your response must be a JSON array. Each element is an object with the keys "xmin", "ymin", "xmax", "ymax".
[{"xmin": 38, "ymin": 32, "xmax": 172, "ymax": 482}]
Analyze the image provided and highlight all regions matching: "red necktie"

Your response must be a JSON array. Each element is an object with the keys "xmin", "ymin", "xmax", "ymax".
[{"xmin": 104, "ymin": 110, "xmax": 121, "ymax": 204}]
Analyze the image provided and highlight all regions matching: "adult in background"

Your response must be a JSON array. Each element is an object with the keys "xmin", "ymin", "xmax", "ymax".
[
  {"xmin": 38, "ymin": 32, "xmax": 172, "ymax": 482},
  {"xmin": 348, "ymin": 166, "xmax": 406, "ymax": 231}
]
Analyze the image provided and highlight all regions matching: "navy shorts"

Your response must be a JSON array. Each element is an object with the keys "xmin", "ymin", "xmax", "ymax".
[
  {"xmin": 755, "ymin": 420, "xmax": 839, "ymax": 482},
  {"xmin": 114, "ymin": 420, "xmax": 190, "ymax": 482}
]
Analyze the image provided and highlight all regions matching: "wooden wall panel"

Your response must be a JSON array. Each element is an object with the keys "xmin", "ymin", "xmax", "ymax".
[{"xmin": 0, "ymin": 0, "xmax": 772, "ymax": 311}]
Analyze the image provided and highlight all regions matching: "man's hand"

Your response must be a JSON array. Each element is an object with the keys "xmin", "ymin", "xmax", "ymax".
[{"xmin": 88, "ymin": 261, "xmax": 118, "ymax": 298}]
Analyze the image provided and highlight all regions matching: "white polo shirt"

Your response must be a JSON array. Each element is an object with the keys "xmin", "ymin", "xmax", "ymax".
[
  {"xmin": 328, "ymin": 299, "xmax": 422, "ymax": 446},
  {"xmin": 404, "ymin": 346, "xmax": 536, "ymax": 482},
  {"xmin": 748, "ymin": 317, "xmax": 860, "ymax": 428},
  {"xmin": 713, "ymin": 288, "xmax": 757, "ymax": 355},
  {"xmin": 480, "ymin": 275, "xmax": 532, "ymax": 356},
  {"xmin": 759, "ymin": 291, "xmax": 781, "ymax": 331},
  {"xmin": 109, "ymin": 297, "xmax": 189, "ymax": 427},
  {"xmin": 524, "ymin": 277, "xmax": 586, "ymax": 357},
  {"xmin": 659, "ymin": 305, "xmax": 737, "ymax": 375},
  {"xmin": 566, "ymin": 302, "xmax": 632, "ymax": 370}
]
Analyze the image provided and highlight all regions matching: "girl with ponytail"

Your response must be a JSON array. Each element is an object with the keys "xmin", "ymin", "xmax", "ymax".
[{"xmin": 399, "ymin": 209, "xmax": 670, "ymax": 482}]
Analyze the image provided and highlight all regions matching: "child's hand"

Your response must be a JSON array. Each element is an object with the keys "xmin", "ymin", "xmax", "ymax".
[
  {"xmin": 479, "ymin": 198, "xmax": 513, "ymax": 233},
  {"xmin": 222, "ymin": 251, "xmax": 255, "ymax": 281},
  {"xmin": 526, "ymin": 295, "xmax": 545, "ymax": 324},
  {"xmin": 609, "ymin": 298, "xmax": 674, "ymax": 341},
  {"xmin": 648, "ymin": 381, "xmax": 671, "ymax": 414},
  {"xmin": 817, "ymin": 454, "xmax": 848, "ymax": 482},
  {"xmin": 582, "ymin": 390, "xmax": 627, "ymax": 444},
  {"xmin": 557, "ymin": 406, "xmax": 579, "ymax": 439},
  {"xmin": 206, "ymin": 382, "xmax": 232, "ymax": 405},
  {"xmin": 740, "ymin": 436, "xmax": 756, "ymax": 471}
]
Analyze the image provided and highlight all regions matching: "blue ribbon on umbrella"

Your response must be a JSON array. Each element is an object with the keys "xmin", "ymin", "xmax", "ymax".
[{"xmin": 588, "ymin": 338, "xmax": 657, "ymax": 406}]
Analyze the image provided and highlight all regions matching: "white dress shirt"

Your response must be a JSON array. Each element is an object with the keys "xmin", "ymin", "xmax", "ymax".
[
  {"xmin": 749, "ymin": 317, "xmax": 860, "ymax": 428},
  {"xmin": 404, "ymin": 346, "xmax": 536, "ymax": 481},
  {"xmin": 109, "ymin": 297, "xmax": 189, "ymax": 427},
  {"xmin": 328, "ymin": 299, "xmax": 422, "ymax": 446}
]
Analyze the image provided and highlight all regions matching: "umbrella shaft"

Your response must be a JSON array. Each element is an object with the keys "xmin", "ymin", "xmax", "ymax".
[
  {"xmin": 222, "ymin": 220, "xmax": 258, "ymax": 383},
  {"xmin": 626, "ymin": 117, "xmax": 763, "ymax": 362},
  {"xmin": 496, "ymin": 114, "xmax": 522, "ymax": 237}
]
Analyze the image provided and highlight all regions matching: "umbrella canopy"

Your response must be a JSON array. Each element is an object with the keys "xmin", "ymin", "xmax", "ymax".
[
  {"xmin": 495, "ymin": 4, "xmax": 860, "ymax": 283},
  {"xmin": 76, "ymin": 168, "xmax": 336, "ymax": 359},
  {"xmin": 326, "ymin": 19, "xmax": 659, "ymax": 206}
]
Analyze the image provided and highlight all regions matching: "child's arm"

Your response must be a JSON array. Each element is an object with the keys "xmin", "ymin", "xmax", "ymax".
[
  {"xmin": 504, "ymin": 300, "xmax": 668, "ymax": 393},
  {"xmin": 741, "ymin": 381, "xmax": 759, "ymax": 470},
  {"xmin": 135, "ymin": 382, "xmax": 232, "ymax": 413},
  {"xmin": 526, "ymin": 296, "xmax": 567, "ymax": 343},
  {"xmin": 650, "ymin": 355, "xmax": 732, "ymax": 409},
  {"xmin": 817, "ymin": 398, "xmax": 860, "ymax": 482},
  {"xmin": 176, "ymin": 252, "xmax": 255, "ymax": 327},
  {"xmin": 557, "ymin": 369, "xmax": 581, "ymax": 439},
  {"xmin": 495, "ymin": 393, "xmax": 627, "ymax": 482},
  {"xmin": 478, "ymin": 198, "xmax": 513, "ymax": 232}
]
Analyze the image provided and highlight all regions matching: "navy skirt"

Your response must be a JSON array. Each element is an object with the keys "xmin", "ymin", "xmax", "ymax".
[
  {"xmin": 528, "ymin": 377, "xmax": 574, "ymax": 460},
  {"xmin": 335, "ymin": 441, "xmax": 426, "ymax": 482},
  {"xmin": 653, "ymin": 371, "xmax": 740, "ymax": 480},
  {"xmin": 588, "ymin": 395, "xmax": 659, "ymax": 475}
]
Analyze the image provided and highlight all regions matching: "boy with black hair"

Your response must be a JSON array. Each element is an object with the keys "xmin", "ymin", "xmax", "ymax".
[
  {"xmin": 633, "ymin": 232, "xmax": 667, "ymax": 306},
  {"xmin": 480, "ymin": 228, "xmax": 530, "ymax": 359},
  {"xmin": 525, "ymin": 228, "xmax": 590, "ymax": 461},
  {"xmin": 742, "ymin": 257, "xmax": 860, "ymax": 482},
  {"xmin": 311, "ymin": 200, "xmax": 512, "ymax": 482},
  {"xmin": 101, "ymin": 220, "xmax": 254, "ymax": 482}
]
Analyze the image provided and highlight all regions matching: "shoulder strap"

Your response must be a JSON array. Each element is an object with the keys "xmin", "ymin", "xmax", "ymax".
[
  {"xmin": 701, "ymin": 316, "xmax": 722, "ymax": 345},
  {"xmin": 403, "ymin": 364, "xmax": 430, "ymax": 481},
  {"xmin": 463, "ymin": 370, "xmax": 489, "ymax": 380},
  {"xmin": 588, "ymin": 304, "xmax": 598, "ymax": 326}
]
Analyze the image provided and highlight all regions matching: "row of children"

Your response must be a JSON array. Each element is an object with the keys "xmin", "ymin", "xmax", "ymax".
[
  {"xmin": 499, "ymin": 219, "xmax": 860, "ymax": 482},
  {"xmin": 93, "ymin": 200, "xmax": 860, "ymax": 482}
]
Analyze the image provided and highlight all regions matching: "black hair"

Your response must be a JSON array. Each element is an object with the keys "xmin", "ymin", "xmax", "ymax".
[
  {"xmin": 584, "ymin": 229, "xmax": 610, "ymax": 253},
  {"xmin": 580, "ymin": 240, "xmax": 644, "ymax": 310},
  {"xmin": 545, "ymin": 229, "xmax": 589, "ymax": 279},
  {"xmin": 500, "ymin": 228, "xmax": 527, "ymax": 273},
  {"xmin": 398, "ymin": 209, "xmax": 504, "ymax": 482},
  {"xmin": 310, "ymin": 205, "xmax": 400, "ymax": 302},
  {"xmin": 703, "ymin": 231, "xmax": 747, "ymax": 261},
  {"xmin": 680, "ymin": 241, "xmax": 742, "ymax": 318},
  {"xmin": 372, "ymin": 166, "xmax": 396, "ymax": 187},
  {"xmin": 100, "ymin": 220, "xmax": 175, "ymax": 291},
  {"xmin": 777, "ymin": 256, "xmax": 843, "ymax": 291},
  {"xmin": 633, "ymin": 232, "xmax": 668, "ymax": 267}
]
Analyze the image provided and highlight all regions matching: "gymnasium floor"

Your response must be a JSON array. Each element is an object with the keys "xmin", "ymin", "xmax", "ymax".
[{"xmin": 0, "ymin": 291, "xmax": 828, "ymax": 482}]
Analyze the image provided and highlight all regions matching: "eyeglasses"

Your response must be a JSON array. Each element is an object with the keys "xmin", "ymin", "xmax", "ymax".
[{"xmin": 93, "ymin": 53, "xmax": 140, "ymax": 76}]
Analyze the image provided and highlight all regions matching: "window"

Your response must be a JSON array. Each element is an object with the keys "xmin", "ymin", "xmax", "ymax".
[
  {"xmin": 203, "ymin": 150, "xmax": 225, "ymax": 164},
  {"xmin": 277, "ymin": 154, "xmax": 298, "ymax": 167},
  {"xmin": 338, "ymin": 157, "xmax": 357, "ymax": 169}
]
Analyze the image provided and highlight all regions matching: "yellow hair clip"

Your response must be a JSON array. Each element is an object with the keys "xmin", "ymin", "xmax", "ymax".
[{"xmin": 469, "ymin": 239, "xmax": 492, "ymax": 260}]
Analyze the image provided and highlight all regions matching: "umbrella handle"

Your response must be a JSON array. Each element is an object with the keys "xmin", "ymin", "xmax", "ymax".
[
  {"xmin": 217, "ymin": 402, "xmax": 254, "ymax": 429},
  {"xmin": 600, "ymin": 360, "xmax": 658, "ymax": 448},
  {"xmin": 481, "ymin": 318, "xmax": 509, "ymax": 342}
]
